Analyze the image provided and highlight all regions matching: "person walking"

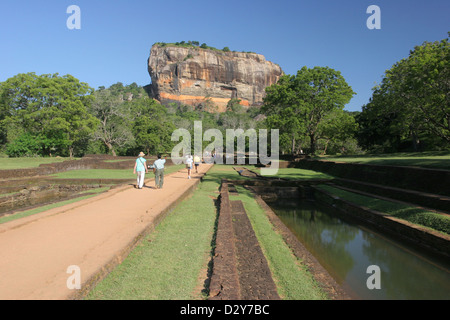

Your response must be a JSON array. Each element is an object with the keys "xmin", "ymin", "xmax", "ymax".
[
  {"xmin": 185, "ymin": 155, "xmax": 193, "ymax": 179},
  {"xmin": 133, "ymin": 152, "xmax": 148, "ymax": 189},
  {"xmin": 153, "ymin": 154, "xmax": 167, "ymax": 189},
  {"xmin": 194, "ymin": 154, "xmax": 201, "ymax": 173}
]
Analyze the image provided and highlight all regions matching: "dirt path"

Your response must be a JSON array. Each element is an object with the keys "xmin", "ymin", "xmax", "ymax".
[{"xmin": 0, "ymin": 164, "xmax": 213, "ymax": 300}]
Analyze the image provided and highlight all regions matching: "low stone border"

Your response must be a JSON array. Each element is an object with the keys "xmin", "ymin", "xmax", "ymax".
[
  {"xmin": 208, "ymin": 183, "xmax": 241, "ymax": 300},
  {"xmin": 230, "ymin": 199, "xmax": 280, "ymax": 300},
  {"xmin": 295, "ymin": 159, "xmax": 450, "ymax": 197},
  {"xmin": 0, "ymin": 184, "xmax": 112, "ymax": 217},
  {"xmin": 333, "ymin": 178, "xmax": 450, "ymax": 214},
  {"xmin": 209, "ymin": 182, "xmax": 281, "ymax": 300}
]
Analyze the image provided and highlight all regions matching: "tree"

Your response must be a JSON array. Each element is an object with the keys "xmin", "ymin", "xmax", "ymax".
[
  {"xmin": 226, "ymin": 98, "xmax": 245, "ymax": 114},
  {"xmin": 357, "ymin": 84, "xmax": 412, "ymax": 152},
  {"xmin": 262, "ymin": 66, "xmax": 355, "ymax": 154},
  {"xmin": 0, "ymin": 73, "xmax": 98, "ymax": 157},
  {"xmin": 385, "ymin": 36, "xmax": 450, "ymax": 144},
  {"xmin": 319, "ymin": 109, "xmax": 358, "ymax": 154},
  {"xmin": 91, "ymin": 89, "xmax": 133, "ymax": 156},
  {"xmin": 132, "ymin": 98, "xmax": 175, "ymax": 155},
  {"xmin": 358, "ymin": 34, "xmax": 450, "ymax": 152},
  {"xmin": 0, "ymin": 92, "xmax": 8, "ymax": 146}
]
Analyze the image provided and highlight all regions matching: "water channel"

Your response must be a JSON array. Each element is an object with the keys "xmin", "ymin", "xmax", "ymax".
[{"xmin": 268, "ymin": 199, "xmax": 450, "ymax": 300}]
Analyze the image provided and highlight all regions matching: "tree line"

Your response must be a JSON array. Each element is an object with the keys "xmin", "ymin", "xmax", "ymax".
[
  {"xmin": 0, "ymin": 77, "xmax": 265, "ymax": 158},
  {"xmin": 0, "ymin": 34, "xmax": 448, "ymax": 158},
  {"xmin": 356, "ymin": 34, "xmax": 449, "ymax": 153},
  {"xmin": 263, "ymin": 34, "xmax": 449, "ymax": 155}
]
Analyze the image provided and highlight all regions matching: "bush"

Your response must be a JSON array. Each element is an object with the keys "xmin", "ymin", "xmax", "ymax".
[{"xmin": 5, "ymin": 133, "xmax": 43, "ymax": 157}]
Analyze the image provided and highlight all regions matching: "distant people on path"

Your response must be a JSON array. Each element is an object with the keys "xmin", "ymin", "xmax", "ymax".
[
  {"xmin": 185, "ymin": 155, "xmax": 193, "ymax": 179},
  {"xmin": 133, "ymin": 152, "xmax": 148, "ymax": 189},
  {"xmin": 153, "ymin": 154, "xmax": 167, "ymax": 189},
  {"xmin": 194, "ymin": 155, "xmax": 201, "ymax": 173}
]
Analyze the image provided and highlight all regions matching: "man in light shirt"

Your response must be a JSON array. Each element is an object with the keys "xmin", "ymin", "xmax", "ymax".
[
  {"xmin": 153, "ymin": 154, "xmax": 167, "ymax": 189},
  {"xmin": 185, "ymin": 155, "xmax": 193, "ymax": 179},
  {"xmin": 193, "ymin": 155, "xmax": 201, "ymax": 173}
]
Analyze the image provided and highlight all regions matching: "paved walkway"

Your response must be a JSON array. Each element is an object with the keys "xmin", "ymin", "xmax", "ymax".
[{"xmin": 0, "ymin": 164, "xmax": 213, "ymax": 300}]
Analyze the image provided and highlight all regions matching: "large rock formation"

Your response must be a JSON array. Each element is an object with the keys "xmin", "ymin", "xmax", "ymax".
[{"xmin": 147, "ymin": 44, "xmax": 283, "ymax": 111}]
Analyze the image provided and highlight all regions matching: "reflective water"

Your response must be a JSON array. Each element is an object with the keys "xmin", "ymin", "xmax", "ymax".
[{"xmin": 269, "ymin": 199, "xmax": 450, "ymax": 300}]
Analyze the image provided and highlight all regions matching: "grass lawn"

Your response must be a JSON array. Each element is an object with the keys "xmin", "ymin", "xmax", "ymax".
[
  {"xmin": 51, "ymin": 164, "xmax": 185, "ymax": 180},
  {"xmin": 102, "ymin": 159, "xmax": 132, "ymax": 163},
  {"xmin": 52, "ymin": 169, "xmax": 136, "ymax": 180},
  {"xmin": 247, "ymin": 166, "xmax": 334, "ymax": 180},
  {"xmin": 316, "ymin": 151, "xmax": 450, "ymax": 170},
  {"xmin": 0, "ymin": 157, "xmax": 77, "ymax": 169},
  {"xmin": 86, "ymin": 165, "xmax": 330, "ymax": 300}
]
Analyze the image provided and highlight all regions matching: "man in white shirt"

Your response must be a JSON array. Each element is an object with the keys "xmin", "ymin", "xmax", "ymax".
[
  {"xmin": 153, "ymin": 154, "xmax": 167, "ymax": 189},
  {"xmin": 185, "ymin": 155, "xmax": 193, "ymax": 179}
]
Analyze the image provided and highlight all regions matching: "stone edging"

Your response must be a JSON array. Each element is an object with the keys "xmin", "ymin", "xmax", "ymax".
[
  {"xmin": 208, "ymin": 183, "xmax": 242, "ymax": 300},
  {"xmin": 209, "ymin": 181, "xmax": 281, "ymax": 300}
]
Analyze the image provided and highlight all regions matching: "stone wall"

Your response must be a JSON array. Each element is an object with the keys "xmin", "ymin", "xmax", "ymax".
[
  {"xmin": 0, "ymin": 156, "xmax": 175, "ymax": 179},
  {"xmin": 0, "ymin": 184, "xmax": 107, "ymax": 216},
  {"xmin": 313, "ymin": 186, "xmax": 450, "ymax": 259},
  {"xmin": 295, "ymin": 159, "xmax": 450, "ymax": 196}
]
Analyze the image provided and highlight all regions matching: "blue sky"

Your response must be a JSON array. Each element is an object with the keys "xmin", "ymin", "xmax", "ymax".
[{"xmin": 1, "ymin": 0, "xmax": 448, "ymax": 112}]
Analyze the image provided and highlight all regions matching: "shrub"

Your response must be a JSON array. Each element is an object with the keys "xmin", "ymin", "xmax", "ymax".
[{"xmin": 6, "ymin": 133, "xmax": 43, "ymax": 157}]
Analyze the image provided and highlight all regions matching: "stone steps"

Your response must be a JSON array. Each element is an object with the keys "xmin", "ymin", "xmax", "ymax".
[{"xmin": 332, "ymin": 178, "xmax": 450, "ymax": 214}]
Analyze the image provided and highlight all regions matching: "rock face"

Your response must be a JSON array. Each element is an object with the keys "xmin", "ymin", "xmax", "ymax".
[{"xmin": 147, "ymin": 44, "xmax": 283, "ymax": 111}]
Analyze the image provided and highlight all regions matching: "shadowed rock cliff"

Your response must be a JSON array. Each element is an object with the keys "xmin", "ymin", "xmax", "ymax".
[{"xmin": 147, "ymin": 44, "xmax": 283, "ymax": 111}]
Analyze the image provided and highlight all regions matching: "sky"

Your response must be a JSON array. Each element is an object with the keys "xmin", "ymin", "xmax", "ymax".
[{"xmin": 0, "ymin": 0, "xmax": 448, "ymax": 112}]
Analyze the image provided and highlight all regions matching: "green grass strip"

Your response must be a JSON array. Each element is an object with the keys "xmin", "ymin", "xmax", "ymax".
[
  {"xmin": 51, "ymin": 165, "xmax": 185, "ymax": 180},
  {"xmin": 85, "ymin": 166, "xmax": 224, "ymax": 300},
  {"xmin": 247, "ymin": 166, "xmax": 334, "ymax": 180},
  {"xmin": 316, "ymin": 184, "xmax": 450, "ymax": 235},
  {"xmin": 315, "ymin": 151, "xmax": 450, "ymax": 170},
  {"xmin": 0, "ymin": 157, "xmax": 77, "ymax": 169},
  {"xmin": 233, "ymin": 185, "xmax": 329, "ymax": 300}
]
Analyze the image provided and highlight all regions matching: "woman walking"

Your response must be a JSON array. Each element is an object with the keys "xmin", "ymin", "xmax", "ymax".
[{"xmin": 133, "ymin": 152, "xmax": 148, "ymax": 189}]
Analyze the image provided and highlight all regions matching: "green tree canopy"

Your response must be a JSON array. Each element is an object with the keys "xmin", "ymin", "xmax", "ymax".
[
  {"xmin": 358, "ymin": 34, "xmax": 449, "ymax": 152},
  {"xmin": 131, "ymin": 98, "xmax": 176, "ymax": 156},
  {"xmin": 91, "ymin": 89, "xmax": 134, "ymax": 156},
  {"xmin": 0, "ymin": 72, "xmax": 98, "ymax": 157},
  {"xmin": 262, "ymin": 66, "xmax": 355, "ymax": 154}
]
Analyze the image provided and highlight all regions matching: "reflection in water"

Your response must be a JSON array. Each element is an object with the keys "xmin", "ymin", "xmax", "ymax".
[{"xmin": 269, "ymin": 199, "xmax": 450, "ymax": 300}]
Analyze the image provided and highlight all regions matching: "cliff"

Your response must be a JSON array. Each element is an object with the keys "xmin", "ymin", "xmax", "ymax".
[{"xmin": 147, "ymin": 44, "xmax": 283, "ymax": 111}]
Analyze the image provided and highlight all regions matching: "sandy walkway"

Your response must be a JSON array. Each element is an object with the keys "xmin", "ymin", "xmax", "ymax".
[{"xmin": 0, "ymin": 164, "xmax": 213, "ymax": 300}]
